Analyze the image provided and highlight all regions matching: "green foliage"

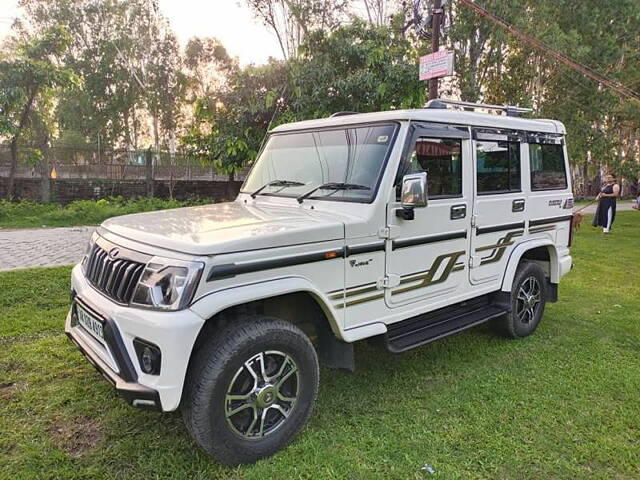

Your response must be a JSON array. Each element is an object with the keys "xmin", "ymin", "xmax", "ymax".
[
  {"xmin": 289, "ymin": 19, "xmax": 425, "ymax": 117},
  {"xmin": 19, "ymin": 0, "xmax": 185, "ymax": 150},
  {"xmin": 447, "ymin": 0, "xmax": 640, "ymax": 180},
  {"xmin": 5, "ymin": 0, "xmax": 640, "ymax": 187},
  {"xmin": 182, "ymin": 20, "xmax": 426, "ymax": 171},
  {"xmin": 0, "ymin": 197, "xmax": 211, "ymax": 229},
  {"xmin": 0, "ymin": 25, "xmax": 76, "ymax": 140},
  {"xmin": 1, "ymin": 212, "xmax": 640, "ymax": 478},
  {"xmin": 181, "ymin": 60, "xmax": 287, "ymax": 172}
]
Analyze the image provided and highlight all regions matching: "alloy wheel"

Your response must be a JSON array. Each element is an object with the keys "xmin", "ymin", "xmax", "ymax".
[
  {"xmin": 224, "ymin": 351, "xmax": 299, "ymax": 439},
  {"xmin": 516, "ymin": 276, "xmax": 541, "ymax": 324}
]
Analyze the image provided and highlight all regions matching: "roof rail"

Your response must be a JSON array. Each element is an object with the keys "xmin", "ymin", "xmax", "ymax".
[
  {"xmin": 425, "ymin": 99, "xmax": 533, "ymax": 117},
  {"xmin": 330, "ymin": 111, "xmax": 359, "ymax": 117}
]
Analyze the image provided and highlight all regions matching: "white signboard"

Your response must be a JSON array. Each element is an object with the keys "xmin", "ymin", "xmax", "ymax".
[{"xmin": 419, "ymin": 50, "xmax": 454, "ymax": 81}]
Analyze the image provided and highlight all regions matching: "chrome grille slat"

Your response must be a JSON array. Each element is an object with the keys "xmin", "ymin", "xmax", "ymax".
[
  {"xmin": 84, "ymin": 244, "xmax": 145, "ymax": 304},
  {"xmin": 116, "ymin": 263, "xmax": 138, "ymax": 302},
  {"xmin": 105, "ymin": 260, "xmax": 122, "ymax": 293}
]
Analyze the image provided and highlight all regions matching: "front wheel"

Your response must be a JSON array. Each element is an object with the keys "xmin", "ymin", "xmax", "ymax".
[
  {"xmin": 182, "ymin": 316, "xmax": 319, "ymax": 465},
  {"xmin": 497, "ymin": 262, "xmax": 547, "ymax": 338}
]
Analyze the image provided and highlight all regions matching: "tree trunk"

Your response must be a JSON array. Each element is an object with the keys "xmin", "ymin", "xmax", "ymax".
[
  {"xmin": 40, "ymin": 134, "xmax": 51, "ymax": 203},
  {"xmin": 227, "ymin": 170, "xmax": 236, "ymax": 199},
  {"xmin": 6, "ymin": 87, "xmax": 38, "ymax": 200},
  {"xmin": 145, "ymin": 148, "xmax": 154, "ymax": 197},
  {"xmin": 7, "ymin": 138, "xmax": 18, "ymax": 200}
]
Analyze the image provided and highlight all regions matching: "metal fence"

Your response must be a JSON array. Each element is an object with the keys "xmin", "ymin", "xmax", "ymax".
[{"xmin": 0, "ymin": 144, "xmax": 244, "ymax": 182}]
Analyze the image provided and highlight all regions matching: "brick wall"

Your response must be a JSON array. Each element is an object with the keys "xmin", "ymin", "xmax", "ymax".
[{"xmin": 0, "ymin": 178, "xmax": 243, "ymax": 204}]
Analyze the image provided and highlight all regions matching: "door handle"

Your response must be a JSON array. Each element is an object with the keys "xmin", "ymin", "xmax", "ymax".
[
  {"xmin": 450, "ymin": 204, "xmax": 467, "ymax": 220},
  {"xmin": 512, "ymin": 199, "xmax": 525, "ymax": 212}
]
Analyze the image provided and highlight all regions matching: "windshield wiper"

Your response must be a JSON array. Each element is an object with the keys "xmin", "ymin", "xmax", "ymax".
[
  {"xmin": 250, "ymin": 179, "xmax": 305, "ymax": 198},
  {"xmin": 296, "ymin": 182, "xmax": 370, "ymax": 204}
]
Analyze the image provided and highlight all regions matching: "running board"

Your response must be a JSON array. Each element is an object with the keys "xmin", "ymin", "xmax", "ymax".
[{"xmin": 384, "ymin": 294, "xmax": 509, "ymax": 353}]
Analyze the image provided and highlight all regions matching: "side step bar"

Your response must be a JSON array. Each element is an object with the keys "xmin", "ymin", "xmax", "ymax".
[{"xmin": 384, "ymin": 294, "xmax": 509, "ymax": 353}]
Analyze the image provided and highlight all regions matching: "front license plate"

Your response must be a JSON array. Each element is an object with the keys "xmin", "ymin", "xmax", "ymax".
[{"xmin": 77, "ymin": 305, "xmax": 104, "ymax": 342}]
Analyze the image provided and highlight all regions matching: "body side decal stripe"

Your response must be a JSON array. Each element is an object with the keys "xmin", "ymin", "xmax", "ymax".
[
  {"xmin": 207, "ymin": 248, "xmax": 344, "ymax": 281},
  {"xmin": 210, "ymin": 240, "xmax": 390, "ymax": 282},
  {"xmin": 392, "ymin": 230, "xmax": 467, "ymax": 250},
  {"xmin": 529, "ymin": 225, "xmax": 556, "ymax": 233},
  {"xmin": 476, "ymin": 222, "xmax": 525, "ymax": 235},
  {"xmin": 345, "ymin": 241, "xmax": 385, "ymax": 256},
  {"xmin": 529, "ymin": 215, "xmax": 573, "ymax": 226}
]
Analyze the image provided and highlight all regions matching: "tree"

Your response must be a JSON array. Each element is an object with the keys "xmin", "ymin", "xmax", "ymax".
[
  {"xmin": 361, "ymin": 0, "xmax": 399, "ymax": 27},
  {"xmin": 183, "ymin": 37, "xmax": 235, "ymax": 102},
  {"xmin": 182, "ymin": 59, "xmax": 288, "ymax": 196},
  {"xmin": 0, "ymin": 25, "xmax": 76, "ymax": 199},
  {"xmin": 19, "ymin": 0, "xmax": 189, "ymax": 152},
  {"xmin": 245, "ymin": 0, "xmax": 350, "ymax": 59},
  {"xmin": 445, "ymin": 0, "xmax": 640, "ymax": 194},
  {"xmin": 289, "ymin": 19, "xmax": 425, "ymax": 118}
]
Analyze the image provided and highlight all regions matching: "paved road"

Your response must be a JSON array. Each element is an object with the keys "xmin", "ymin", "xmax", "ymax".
[
  {"xmin": 0, "ymin": 226, "xmax": 95, "ymax": 272},
  {"xmin": 0, "ymin": 201, "xmax": 636, "ymax": 271}
]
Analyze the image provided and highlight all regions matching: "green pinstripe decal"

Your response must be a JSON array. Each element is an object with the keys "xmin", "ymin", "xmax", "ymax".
[
  {"xmin": 331, "ymin": 254, "xmax": 466, "ymax": 309},
  {"xmin": 477, "ymin": 230, "xmax": 524, "ymax": 265},
  {"xmin": 328, "ymin": 229, "xmax": 526, "ymax": 309},
  {"xmin": 529, "ymin": 225, "xmax": 556, "ymax": 233}
]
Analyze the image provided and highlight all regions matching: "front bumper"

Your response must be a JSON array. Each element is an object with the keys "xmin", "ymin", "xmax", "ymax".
[
  {"xmin": 66, "ymin": 301, "xmax": 161, "ymax": 410},
  {"xmin": 65, "ymin": 264, "xmax": 206, "ymax": 411}
]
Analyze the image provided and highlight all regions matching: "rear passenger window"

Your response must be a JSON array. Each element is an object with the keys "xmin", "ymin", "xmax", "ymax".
[
  {"xmin": 476, "ymin": 141, "xmax": 521, "ymax": 194},
  {"xmin": 406, "ymin": 137, "xmax": 462, "ymax": 198},
  {"xmin": 529, "ymin": 143, "xmax": 567, "ymax": 190}
]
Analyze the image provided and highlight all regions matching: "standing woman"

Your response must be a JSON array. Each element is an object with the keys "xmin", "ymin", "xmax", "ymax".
[{"xmin": 594, "ymin": 174, "xmax": 620, "ymax": 233}]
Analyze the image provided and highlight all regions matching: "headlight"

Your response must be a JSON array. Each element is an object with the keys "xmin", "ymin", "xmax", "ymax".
[{"xmin": 131, "ymin": 258, "xmax": 204, "ymax": 311}]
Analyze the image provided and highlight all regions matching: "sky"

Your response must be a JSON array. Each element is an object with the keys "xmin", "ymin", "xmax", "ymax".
[{"xmin": 0, "ymin": 0, "xmax": 283, "ymax": 65}]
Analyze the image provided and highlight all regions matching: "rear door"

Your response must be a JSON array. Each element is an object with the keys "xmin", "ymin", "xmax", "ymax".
[
  {"xmin": 384, "ymin": 122, "xmax": 473, "ymax": 309},
  {"xmin": 469, "ymin": 128, "xmax": 527, "ymax": 286}
]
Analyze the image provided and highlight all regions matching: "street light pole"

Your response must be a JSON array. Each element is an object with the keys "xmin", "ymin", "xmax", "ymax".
[{"xmin": 429, "ymin": 0, "xmax": 443, "ymax": 100}]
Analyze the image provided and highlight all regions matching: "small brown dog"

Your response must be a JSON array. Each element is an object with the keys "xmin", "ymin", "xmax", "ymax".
[{"xmin": 572, "ymin": 211, "xmax": 584, "ymax": 231}]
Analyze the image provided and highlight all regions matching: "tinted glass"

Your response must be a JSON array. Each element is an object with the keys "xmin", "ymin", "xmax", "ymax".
[
  {"xmin": 242, "ymin": 124, "xmax": 396, "ymax": 202},
  {"xmin": 476, "ymin": 141, "xmax": 521, "ymax": 193},
  {"xmin": 529, "ymin": 143, "xmax": 567, "ymax": 190},
  {"xmin": 405, "ymin": 137, "xmax": 462, "ymax": 198}
]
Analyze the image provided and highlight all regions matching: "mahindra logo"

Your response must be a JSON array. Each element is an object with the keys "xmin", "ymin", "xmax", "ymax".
[{"xmin": 108, "ymin": 247, "xmax": 120, "ymax": 260}]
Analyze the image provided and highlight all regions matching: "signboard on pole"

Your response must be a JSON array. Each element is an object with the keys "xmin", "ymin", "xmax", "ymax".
[{"xmin": 419, "ymin": 50, "xmax": 454, "ymax": 81}]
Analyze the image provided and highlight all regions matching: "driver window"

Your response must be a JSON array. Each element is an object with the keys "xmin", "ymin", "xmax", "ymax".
[{"xmin": 398, "ymin": 137, "xmax": 462, "ymax": 200}]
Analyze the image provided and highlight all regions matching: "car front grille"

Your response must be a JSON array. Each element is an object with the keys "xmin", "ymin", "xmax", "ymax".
[{"xmin": 85, "ymin": 244, "xmax": 146, "ymax": 304}]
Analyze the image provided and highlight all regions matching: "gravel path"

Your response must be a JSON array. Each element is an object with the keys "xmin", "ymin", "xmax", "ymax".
[{"xmin": 0, "ymin": 226, "xmax": 95, "ymax": 272}]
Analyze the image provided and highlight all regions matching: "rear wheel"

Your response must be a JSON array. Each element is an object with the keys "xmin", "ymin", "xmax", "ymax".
[
  {"xmin": 497, "ymin": 262, "xmax": 547, "ymax": 338},
  {"xmin": 182, "ymin": 316, "xmax": 319, "ymax": 465}
]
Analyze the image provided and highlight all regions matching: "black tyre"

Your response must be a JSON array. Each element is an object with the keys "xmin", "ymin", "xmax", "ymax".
[
  {"xmin": 497, "ymin": 262, "xmax": 547, "ymax": 338},
  {"xmin": 182, "ymin": 315, "xmax": 319, "ymax": 465}
]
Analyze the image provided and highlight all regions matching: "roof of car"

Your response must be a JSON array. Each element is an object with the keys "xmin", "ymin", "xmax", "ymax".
[{"xmin": 271, "ymin": 109, "xmax": 566, "ymax": 135}]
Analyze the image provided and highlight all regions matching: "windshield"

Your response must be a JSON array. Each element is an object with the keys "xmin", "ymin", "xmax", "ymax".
[{"xmin": 242, "ymin": 123, "xmax": 398, "ymax": 203}]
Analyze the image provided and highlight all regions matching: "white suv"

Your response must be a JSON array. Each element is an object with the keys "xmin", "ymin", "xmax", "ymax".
[{"xmin": 65, "ymin": 100, "xmax": 573, "ymax": 465}]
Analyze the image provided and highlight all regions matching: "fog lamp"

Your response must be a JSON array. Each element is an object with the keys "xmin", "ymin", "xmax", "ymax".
[{"xmin": 133, "ymin": 339, "xmax": 161, "ymax": 375}]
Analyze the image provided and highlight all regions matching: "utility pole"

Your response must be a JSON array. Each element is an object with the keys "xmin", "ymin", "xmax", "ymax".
[{"xmin": 429, "ymin": 0, "xmax": 444, "ymax": 100}]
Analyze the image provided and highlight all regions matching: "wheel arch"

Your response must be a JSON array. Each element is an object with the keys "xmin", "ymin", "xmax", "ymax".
[
  {"xmin": 190, "ymin": 276, "xmax": 343, "ymax": 337},
  {"xmin": 187, "ymin": 277, "xmax": 354, "ymax": 379},
  {"xmin": 501, "ymin": 239, "xmax": 560, "ymax": 292}
]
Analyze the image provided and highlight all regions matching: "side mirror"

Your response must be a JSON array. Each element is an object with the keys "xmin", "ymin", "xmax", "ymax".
[{"xmin": 400, "ymin": 172, "xmax": 428, "ymax": 209}]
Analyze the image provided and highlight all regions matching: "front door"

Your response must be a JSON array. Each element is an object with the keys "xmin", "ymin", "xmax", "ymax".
[
  {"xmin": 385, "ymin": 123, "xmax": 472, "ymax": 309},
  {"xmin": 469, "ymin": 128, "xmax": 526, "ymax": 286}
]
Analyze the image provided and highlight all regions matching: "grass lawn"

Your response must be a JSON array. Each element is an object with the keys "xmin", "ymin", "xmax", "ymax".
[
  {"xmin": 1, "ymin": 213, "xmax": 639, "ymax": 479},
  {"xmin": 0, "ymin": 197, "xmax": 212, "ymax": 229}
]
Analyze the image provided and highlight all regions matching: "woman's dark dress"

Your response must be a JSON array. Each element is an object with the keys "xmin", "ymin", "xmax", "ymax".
[{"xmin": 594, "ymin": 183, "xmax": 617, "ymax": 228}]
